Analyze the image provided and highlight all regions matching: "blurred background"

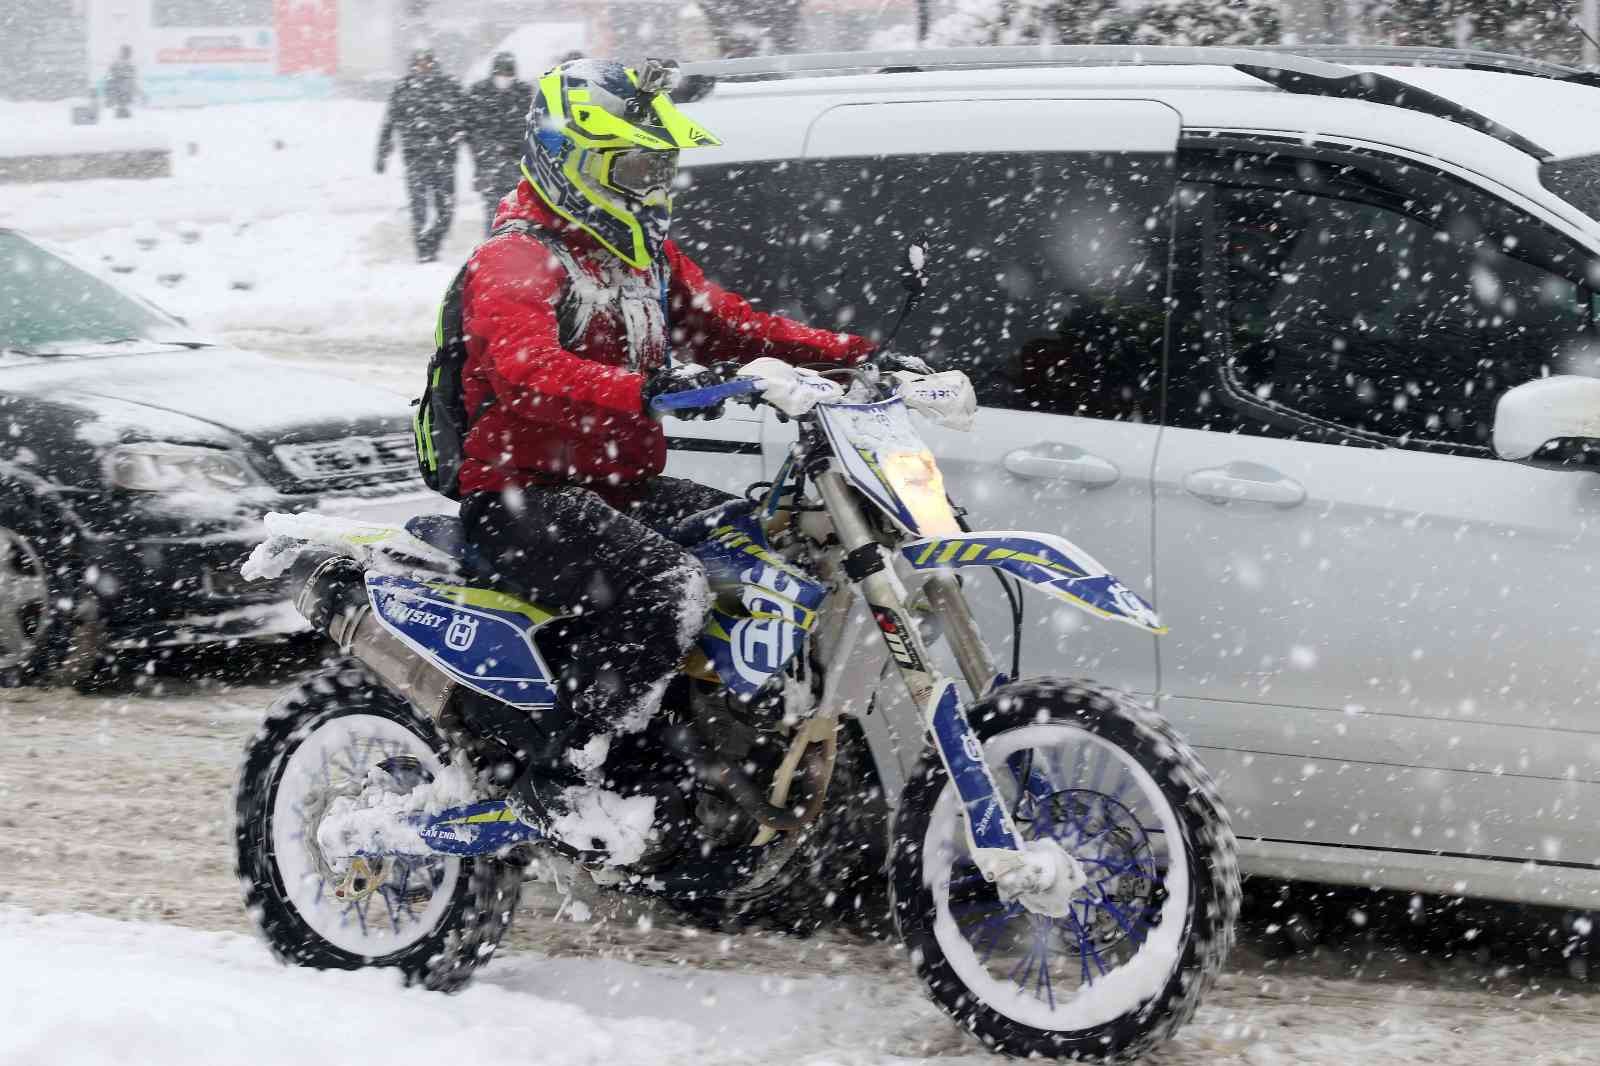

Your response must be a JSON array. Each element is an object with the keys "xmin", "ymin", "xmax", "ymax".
[{"xmin": 2, "ymin": 0, "xmax": 1598, "ymax": 109}]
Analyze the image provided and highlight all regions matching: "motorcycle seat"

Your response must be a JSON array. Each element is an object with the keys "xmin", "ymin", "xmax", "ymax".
[{"xmin": 404, "ymin": 514, "xmax": 469, "ymax": 561}]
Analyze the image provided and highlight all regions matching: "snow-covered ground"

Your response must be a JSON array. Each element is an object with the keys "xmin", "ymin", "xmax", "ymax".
[
  {"xmin": 6, "ymin": 97, "xmax": 1600, "ymax": 1064},
  {"xmin": 4, "ymin": 678, "xmax": 1600, "ymax": 1066}
]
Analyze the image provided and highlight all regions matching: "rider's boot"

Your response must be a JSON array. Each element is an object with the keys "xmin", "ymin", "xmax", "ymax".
[{"xmin": 505, "ymin": 732, "xmax": 680, "ymax": 869}]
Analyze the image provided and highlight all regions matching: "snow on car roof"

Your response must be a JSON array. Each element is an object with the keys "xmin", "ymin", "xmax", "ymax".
[{"xmin": 1361, "ymin": 65, "xmax": 1600, "ymax": 161}]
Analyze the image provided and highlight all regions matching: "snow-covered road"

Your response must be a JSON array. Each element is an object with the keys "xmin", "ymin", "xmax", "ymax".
[{"xmin": 4, "ymin": 680, "xmax": 1600, "ymax": 1066}]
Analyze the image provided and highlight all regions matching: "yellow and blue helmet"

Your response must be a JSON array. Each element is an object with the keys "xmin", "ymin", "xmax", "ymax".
[{"xmin": 522, "ymin": 58, "xmax": 721, "ymax": 269}]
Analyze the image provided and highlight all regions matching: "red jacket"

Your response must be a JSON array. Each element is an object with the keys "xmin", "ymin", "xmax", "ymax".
[{"xmin": 458, "ymin": 183, "xmax": 873, "ymax": 498}]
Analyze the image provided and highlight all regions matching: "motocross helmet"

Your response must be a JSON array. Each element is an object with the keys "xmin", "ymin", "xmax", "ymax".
[{"xmin": 522, "ymin": 58, "xmax": 721, "ymax": 269}]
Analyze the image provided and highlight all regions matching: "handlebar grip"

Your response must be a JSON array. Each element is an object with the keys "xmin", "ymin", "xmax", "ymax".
[{"xmin": 649, "ymin": 377, "xmax": 762, "ymax": 414}]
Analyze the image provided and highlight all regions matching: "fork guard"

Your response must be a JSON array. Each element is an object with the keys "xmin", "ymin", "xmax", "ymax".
[{"xmin": 900, "ymin": 531, "xmax": 1165, "ymax": 633}]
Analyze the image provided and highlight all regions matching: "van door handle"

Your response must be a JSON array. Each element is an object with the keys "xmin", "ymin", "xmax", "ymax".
[
  {"xmin": 1183, "ymin": 462, "xmax": 1305, "ymax": 508},
  {"xmin": 1003, "ymin": 445, "xmax": 1120, "ymax": 487}
]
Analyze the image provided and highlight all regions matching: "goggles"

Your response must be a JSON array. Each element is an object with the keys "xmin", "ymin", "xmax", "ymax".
[{"xmin": 606, "ymin": 148, "xmax": 678, "ymax": 197}]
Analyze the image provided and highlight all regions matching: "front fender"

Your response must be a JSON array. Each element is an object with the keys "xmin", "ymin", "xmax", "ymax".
[{"xmin": 901, "ymin": 530, "xmax": 1164, "ymax": 633}]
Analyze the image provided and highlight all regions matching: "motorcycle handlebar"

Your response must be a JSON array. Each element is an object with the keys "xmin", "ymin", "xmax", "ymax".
[{"xmin": 649, "ymin": 377, "xmax": 763, "ymax": 414}]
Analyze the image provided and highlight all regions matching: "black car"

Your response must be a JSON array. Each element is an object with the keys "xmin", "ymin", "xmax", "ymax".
[{"xmin": 0, "ymin": 227, "xmax": 434, "ymax": 684}]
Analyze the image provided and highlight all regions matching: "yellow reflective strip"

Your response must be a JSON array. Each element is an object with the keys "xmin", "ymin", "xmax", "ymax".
[
  {"xmin": 987, "ymin": 548, "xmax": 1016, "ymax": 560},
  {"xmin": 538, "ymin": 72, "xmax": 565, "ymax": 123},
  {"xmin": 960, "ymin": 543, "xmax": 985, "ymax": 562},
  {"xmin": 566, "ymin": 104, "xmax": 674, "ymax": 150},
  {"xmin": 1012, "ymin": 551, "xmax": 1082, "ymax": 576},
  {"xmin": 562, "ymin": 150, "xmax": 650, "ymax": 266},
  {"xmin": 461, "ymin": 808, "xmax": 518, "ymax": 824},
  {"xmin": 938, "ymin": 542, "xmax": 962, "ymax": 564},
  {"xmin": 650, "ymin": 93, "xmax": 723, "ymax": 148},
  {"xmin": 747, "ymin": 607, "xmax": 816, "ymax": 632},
  {"xmin": 424, "ymin": 583, "xmax": 555, "ymax": 625},
  {"xmin": 914, "ymin": 541, "xmax": 940, "ymax": 565}
]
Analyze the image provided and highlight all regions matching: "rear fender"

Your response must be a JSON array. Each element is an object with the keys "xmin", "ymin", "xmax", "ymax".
[
  {"xmin": 365, "ymin": 574, "xmax": 561, "ymax": 709},
  {"xmin": 900, "ymin": 530, "xmax": 1164, "ymax": 633}
]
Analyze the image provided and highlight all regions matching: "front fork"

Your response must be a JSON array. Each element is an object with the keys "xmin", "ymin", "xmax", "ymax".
[{"xmin": 813, "ymin": 471, "xmax": 1043, "ymax": 890}]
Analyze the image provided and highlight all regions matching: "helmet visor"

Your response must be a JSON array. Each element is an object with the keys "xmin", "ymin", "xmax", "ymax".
[{"xmin": 608, "ymin": 148, "xmax": 678, "ymax": 198}]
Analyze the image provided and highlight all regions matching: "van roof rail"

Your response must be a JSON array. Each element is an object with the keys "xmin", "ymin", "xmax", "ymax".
[
  {"xmin": 680, "ymin": 45, "xmax": 1350, "ymax": 81},
  {"xmin": 1261, "ymin": 44, "xmax": 1600, "ymax": 88},
  {"xmin": 680, "ymin": 45, "xmax": 1552, "ymax": 160}
]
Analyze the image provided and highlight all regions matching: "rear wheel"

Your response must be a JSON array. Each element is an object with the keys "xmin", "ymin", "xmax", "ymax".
[
  {"xmin": 234, "ymin": 663, "xmax": 520, "ymax": 990},
  {"xmin": 892, "ymin": 679, "xmax": 1238, "ymax": 1060}
]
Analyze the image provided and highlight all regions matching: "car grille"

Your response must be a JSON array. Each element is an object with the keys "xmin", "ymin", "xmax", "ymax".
[{"xmin": 272, "ymin": 432, "xmax": 417, "ymax": 490}]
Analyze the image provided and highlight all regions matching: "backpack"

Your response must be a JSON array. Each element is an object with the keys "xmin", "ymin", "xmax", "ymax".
[{"xmin": 414, "ymin": 220, "xmax": 578, "ymax": 498}]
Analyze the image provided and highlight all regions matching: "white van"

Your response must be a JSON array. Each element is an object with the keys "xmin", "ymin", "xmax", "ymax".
[{"xmin": 662, "ymin": 44, "xmax": 1600, "ymax": 913}]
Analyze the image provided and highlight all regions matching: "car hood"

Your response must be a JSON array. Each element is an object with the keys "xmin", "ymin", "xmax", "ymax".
[{"xmin": 1, "ymin": 346, "xmax": 411, "ymax": 445}]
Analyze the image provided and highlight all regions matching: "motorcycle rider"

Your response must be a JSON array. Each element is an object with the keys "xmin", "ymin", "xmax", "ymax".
[{"xmin": 453, "ymin": 58, "xmax": 876, "ymax": 854}]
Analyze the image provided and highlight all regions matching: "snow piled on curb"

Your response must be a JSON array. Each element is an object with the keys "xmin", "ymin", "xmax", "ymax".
[
  {"xmin": 0, "ymin": 910, "xmax": 698, "ymax": 1066},
  {"xmin": 0, "ymin": 909, "xmax": 957, "ymax": 1066}
]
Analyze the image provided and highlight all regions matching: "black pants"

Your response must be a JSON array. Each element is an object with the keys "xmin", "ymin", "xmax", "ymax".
[
  {"xmin": 404, "ymin": 154, "xmax": 455, "ymax": 262},
  {"xmin": 461, "ymin": 477, "xmax": 739, "ymax": 735}
]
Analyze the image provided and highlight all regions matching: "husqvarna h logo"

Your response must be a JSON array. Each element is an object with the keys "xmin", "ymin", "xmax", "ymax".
[{"xmin": 444, "ymin": 614, "xmax": 479, "ymax": 652}]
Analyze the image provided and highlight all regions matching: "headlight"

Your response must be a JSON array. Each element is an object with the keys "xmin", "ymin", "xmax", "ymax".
[
  {"xmin": 104, "ymin": 442, "xmax": 260, "ymax": 492},
  {"xmin": 878, "ymin": 449, "xmax": 961, "ymax": 535}
]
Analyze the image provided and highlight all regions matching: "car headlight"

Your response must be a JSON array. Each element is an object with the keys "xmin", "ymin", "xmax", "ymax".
[{"xmin": 104, "ymin": 442, "xmax": 260, "ymax": 492}]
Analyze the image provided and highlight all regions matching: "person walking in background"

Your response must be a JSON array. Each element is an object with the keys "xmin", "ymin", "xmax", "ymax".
[
  {"xmin": 376, "ymin": 48, "xmax": 466, "ymax": 262},
  {"xmin": 104, "ymin": 45, "xmax": 140, "ymax": 118},
  {"xmin": 464, "ymin": 52, "xmax": 531, "ymax": 237}
]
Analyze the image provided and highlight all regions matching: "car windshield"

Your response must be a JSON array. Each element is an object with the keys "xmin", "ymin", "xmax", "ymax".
[
  {"xmin": 0, "ymin": 230, "xmax": 193, "ymax": 355},
  {"xmin": 1540, "ymin": 153, "xmax": 1600, "ymax": 226}
]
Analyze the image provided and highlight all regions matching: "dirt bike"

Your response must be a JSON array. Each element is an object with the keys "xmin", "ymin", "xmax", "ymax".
[{"xmin": 233, "ymin": 355, "xmax": 1239, "ymax": 1061}]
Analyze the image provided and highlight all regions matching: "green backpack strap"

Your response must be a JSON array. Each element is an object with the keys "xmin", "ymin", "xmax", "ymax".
[{"xmin": 414, "ymin": 219, "xmax": 560, "ymax": 499}]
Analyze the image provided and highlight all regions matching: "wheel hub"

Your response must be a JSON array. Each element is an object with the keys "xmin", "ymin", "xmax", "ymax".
[
  {"xmin": 330, "ymin": 856, "xmax": 395, "ymax": 903},
  {"xmin": 995, "ymin": 839, "xmax": 1088, "ymax": 918},
  {"xmin": 0, "ymin": 526, "xmax": 49, "ymax": 669}
]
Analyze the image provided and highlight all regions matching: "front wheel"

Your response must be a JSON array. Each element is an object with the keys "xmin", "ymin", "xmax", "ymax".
[
  {"xmin": 891, "ymin": 679, "xmax": 1239, "ymax": 1060},
  {"xmin": 234, "ymin": 663, "xmax": 520, "ymax": 991}
]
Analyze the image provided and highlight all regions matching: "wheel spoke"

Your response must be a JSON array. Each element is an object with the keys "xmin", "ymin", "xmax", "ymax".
[
  {"xmin": 2, "ymin": 572, "xmax": 46, "ymax": 604},
  {"xmin": 1092, "ymin": 891, "xmax": 1152, "ymax": 948},
  {"xmin": 0, "ymin": 607, "xmax": 28, "ymax": 654},
  {"xmin": 1063, "ymin": 909, "xmax": 1112, "ymax": 981}
]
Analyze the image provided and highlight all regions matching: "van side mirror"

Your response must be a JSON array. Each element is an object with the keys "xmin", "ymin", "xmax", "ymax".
[
  {"xmin": 1493, "ymin": 376, "xmax": 1600, "ymax": 469},
  {"xmin": 900, "ymin": 236, "xmax": 928, "ymax": 299}
]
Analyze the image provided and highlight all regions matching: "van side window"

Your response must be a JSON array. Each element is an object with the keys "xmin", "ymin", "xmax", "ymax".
[
  {"xmin": 672, "ymin": 161, "xmax": 803, "ymax": 316},
  {"xmin": 1177, "ymin": 182, "xmax": 1597, "ymax": 454},
  {"xmin": 676, "ymin": 154, "xmax": 1174, "ymax": 423}
]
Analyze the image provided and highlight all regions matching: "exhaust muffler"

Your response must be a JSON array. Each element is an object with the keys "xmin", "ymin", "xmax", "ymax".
[{"xmin": 287, "ymin": 551, "xmax": 454, "ymax": 718}]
